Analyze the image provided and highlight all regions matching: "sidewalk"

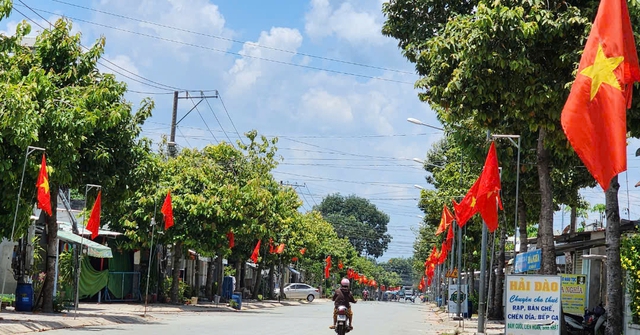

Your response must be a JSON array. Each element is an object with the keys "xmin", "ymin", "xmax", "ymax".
[
  {"xmin": 0, "ymin": 298, "xmax": 317, "ymax": 334},
  {"xmin": 425, "ymin": 304, "xmax": 505, "ymax": 335}
]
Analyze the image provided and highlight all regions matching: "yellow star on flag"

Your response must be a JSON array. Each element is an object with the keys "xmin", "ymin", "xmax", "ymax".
[
  {"xmin": 580, "ymin": 44, "xmax": 624, "ymax": 100},
  {"xmin": 40, "ymin": 176, "xmax": 49, "ymax": 194},
  {"xmin": 470, "ymin": 196, "xmax": 476, "ymax": 208}
]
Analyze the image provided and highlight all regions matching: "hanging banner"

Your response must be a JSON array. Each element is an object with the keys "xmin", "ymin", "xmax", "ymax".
[
  {"xmin": 560, "ymin": 274, "xmax": 587, "ymax": 315},
  {"xmin": 447, "ymin": 285, "xmax": 468, "ymax": 314},
  {"xmin": 505, "ymin": 275, "xmax": 561, "ymax": 335}
]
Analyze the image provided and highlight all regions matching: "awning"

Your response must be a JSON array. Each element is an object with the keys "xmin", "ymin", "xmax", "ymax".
[
  {"xmin": 288, "ymin": 267, "xmax": 300, "ymax": 276},
  {"xmin": 57, "ymin": 230, "xmax": 113, "ymax": 258}
]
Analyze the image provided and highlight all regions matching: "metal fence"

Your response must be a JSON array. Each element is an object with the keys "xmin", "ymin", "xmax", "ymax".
[{"xmin": 104, "ymin": 272, "xmax": 141, "ymax": 302}]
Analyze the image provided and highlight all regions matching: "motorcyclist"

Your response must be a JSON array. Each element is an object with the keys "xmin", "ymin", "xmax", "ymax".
[
  {"xmin": 362, "ymin": 288, "xmax": 369, "ymax": 301},
  {"xmin": 330, "ymin": 278, "xmax": 357, "ymax": 330}
]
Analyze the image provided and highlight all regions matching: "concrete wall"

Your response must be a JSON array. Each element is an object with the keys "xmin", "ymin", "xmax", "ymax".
[{"xmin": 0, "ymin": 238, "xmax": 17, "ymax": 295}]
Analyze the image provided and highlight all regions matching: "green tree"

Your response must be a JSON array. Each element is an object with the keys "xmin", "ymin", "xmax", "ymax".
[
  {"xmin": 0, "ymin": 17, "xmax": 153, "ymax": 312},
  {"xmin": 315, "ymin": 194, "xmax": 391, "ymax": 258},
  {"xmin": 383, "ymin": 0, "xmax": 640, "ymax": 330},
  {"xmin": 379, "ymin": 258, "xmax": 415, "ymax": 285}
]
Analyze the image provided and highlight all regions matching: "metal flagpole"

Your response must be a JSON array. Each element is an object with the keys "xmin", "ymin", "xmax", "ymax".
[
  {"xmin": 2, "ymin": 146, "xmax": 45, "ymax": 297},
  {"xmin": 74, "ymin": 184, "xmax": 100, "ymax": 319}
]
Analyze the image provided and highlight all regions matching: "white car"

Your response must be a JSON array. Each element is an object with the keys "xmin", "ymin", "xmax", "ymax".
[{"xmin": 275, "ymin": 283, "xmax": 319, "ymax": 302}]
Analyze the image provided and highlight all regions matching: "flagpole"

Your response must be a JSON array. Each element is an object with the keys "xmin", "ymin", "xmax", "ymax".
[
  {"xmin": 74, "ymin": 184, "xmax": 100, "ymax": 320},
  {"xmin": 1, "ymin": 146, "xmax": 45, "ymax": 298}
]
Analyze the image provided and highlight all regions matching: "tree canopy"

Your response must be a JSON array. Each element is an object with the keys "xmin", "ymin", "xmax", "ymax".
[{"xmin": 315, "ymin": 194, "xmax": 392, "ymax": 258}]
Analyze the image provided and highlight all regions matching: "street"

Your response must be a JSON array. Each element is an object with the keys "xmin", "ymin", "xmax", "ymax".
[{"xmin": 46, "ymin": 300, "xmax": 450, "ymax": 335}]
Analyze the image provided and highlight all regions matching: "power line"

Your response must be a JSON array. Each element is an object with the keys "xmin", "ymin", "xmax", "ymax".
[
  {"xmin": 15, "ymin": 1, "xmax": 189, "ymax": 92},
  {"xmin": 218, "ymin": 94, "xmax": 245, "ymax": 146},
  {"xmin": 201, "ymin": 95, "xmax": 233, "ymax": 145},
  {"xmin": 26, "ymin": 6, "xmax": 415, "ymax": 85},
  {"xmin": 304, "ymin": 184, "xmax": 319, "ymax": 207},
  {"xmin": 49, "ymin": 0, "xmax": 417, "ymax": 75},
  {"xmin": 188, "ymin": 97, "xmax": 219, "ymax": 144}
]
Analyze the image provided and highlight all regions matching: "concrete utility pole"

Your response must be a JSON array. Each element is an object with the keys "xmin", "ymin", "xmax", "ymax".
[{"xmin": 168, "ymin": 90, "xmax": 219, "ymax": 155}]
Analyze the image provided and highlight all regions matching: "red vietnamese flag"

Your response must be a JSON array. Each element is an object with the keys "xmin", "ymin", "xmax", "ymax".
[
  {"xmin": 445, "ymin": 224, "xmax": 454, "ymax": 251},
  {"xmin": 437, "ymin": 242, "xmax": 448, "ymax": 265},
  {"xmin": 435, "ymin": 205, "xmax": 454, "ymax": 236},
  {"xmin": 161, "ymin": 190, "xmax": 174, "ymax": 230},
  {"xmin": 36, "ymin": 154, "xmax": 52, "ymax": 216},
  {"xmin": 269, "ymin": 238, "xmax": 275, "ymax": 254},
  {"xmin": 227, "ymin": 231, "xmax": 235, "ymax": 248},
  {"xmin": 338, "ymin": 260, "xmax": 344, "ymax": 270},
  {"xmin": 275, "ymin": 243, "xmax": 285, "ymax": 254},
  {"xmin": 453, "ymin": 178, "xmax": 480, "ymax": 227},
  {"xmin": 561, "ymin": 0, "xmax": 640, "ymax": 191},
  {"xmin": 324, "ymin": 255, "xmax": 332, "ymax": 279},
  {"xmin": 300, "ymin": 248, "xmax": 307, "ymax": 255},
  {"xmin": 85, "ymin": 191, "xmax": 102, "ymax": 240},
  {"xmin": 475, "ymin": 142, "xmax": 503, "ymax": 232},
  {"xmin": 250, "ymin": 240, "xmax": 261, "ymax": 263}
]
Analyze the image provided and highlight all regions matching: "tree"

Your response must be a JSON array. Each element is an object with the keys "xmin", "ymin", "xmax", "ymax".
[
  {"xmin": 379, "ymin": 258, "xmax": 415, "ymax": 285},
  {"xmin": 383, "ymin": 1, "xmax": 640, "ymax": 331},
  {"xmin": 0, "ymin": 17, "xmax": 154, "ymax": 312},
  {"xmin": 315, "ymin": 194, "xmax": 391, "ymax": 258}
]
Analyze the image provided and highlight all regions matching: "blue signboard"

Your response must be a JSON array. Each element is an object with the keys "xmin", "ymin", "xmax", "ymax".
[{"xmin": 514, "ymin": 249, "xmax": 542, "ymax": 273}]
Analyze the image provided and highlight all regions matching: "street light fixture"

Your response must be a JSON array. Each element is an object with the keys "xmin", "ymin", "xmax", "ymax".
[
  {"xmin": 491, "ymin": 134, "xmax": 522, "ymax": 256},
  {"xmin": 407, "ymin": 118, "xmax": 445, "ymax": 131},
  {"xmin": 413, "ymin": 158, "xmax": 445, "ymax": 169},
  {"xmin": 414, "ymin": 185, "xmax": 424, "ymax": 190}
]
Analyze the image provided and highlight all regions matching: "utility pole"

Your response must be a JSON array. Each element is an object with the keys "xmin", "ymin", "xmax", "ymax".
[{"xmin": 168, "ymin": 90, "xmax": 219, "ymax": 155}]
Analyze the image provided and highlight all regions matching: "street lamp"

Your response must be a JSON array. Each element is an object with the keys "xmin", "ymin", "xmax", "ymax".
[
  {"xmin": 414, "ymin": 185, "xmax": 424, "ymax": 190},
  {"xmin": 407, "ymin": 118, "xmax": 445, "ymax": 131},
  {"xmin": 491, "ymin": 134, "xmax": 521, "ymax": 256},
  {"xmin": 413, "ymin": 158, "xmax": 445, "ymax": 169},
  {"xmin": 1, "ymin": 146, "xmax": 45, "ymax": 297}
]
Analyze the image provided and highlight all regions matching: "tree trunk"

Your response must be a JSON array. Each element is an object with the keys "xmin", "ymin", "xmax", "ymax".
[
  {"xmin": 251, "ymin": 261, "xmax": 264, "ymax": 299},
  {"xmin": 215, "ymin": 255, "xmax": 223, "ymax": 297},
  {"xmin": 235, "ymin": 259, "xmax": 242, "ymax": 291},
  {"xmin": 240, "ymin": 259, "xmax": 246, "ymax": 290},
  {"xmin": 206, "ymin": 259, "xmax": 215, "ymax": 300},
  {"xmin": 605, "ymin": 176, "xmax": 622, "ymax": 335},
  {"xmin": 570, "ymin": 205, "xmax": 577, "ymax": 234},
  {"xmin": 158, "ymin": 246, "xmax": 166, "ymax": 302},
  {"xmin": 279, "ymin": 257, "xmax": 287, "ymax": 300},
  {"xmin": 268, "ymin": 264, "xmax": 275, "ymax": 299},
  {"xmin": 536, "ymin": 128, "xmax": 556, "ymax": 275},
  {"xmin": 518, "ymin": 197, "xmax": 528, "ymax": 253},
  {"xmin": 194, "ymin": 254, "xmax": 201, "ymax": 297},
  {"xmin": 170, "ymin": 242, "xmax": 182, "ymax": 304},
  {"xmin": 42, "ymin": 187, "xmax": 59, "ymax": 313},
  {"xmin": 490, "ymin": 225, "xmax": 506, "ymax": 320}
]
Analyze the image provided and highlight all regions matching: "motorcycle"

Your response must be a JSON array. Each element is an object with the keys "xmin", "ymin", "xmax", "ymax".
[
  {"xmin": 564, "ymin": 303, "xmax": 606, "ymax": 335},
  {"xmin": 335, "ymin": 305, "xmax": 352, "ymax": 335},
  {"xmin": 362, "ymin": 291, "xmax": 369, "ymax": 301}
]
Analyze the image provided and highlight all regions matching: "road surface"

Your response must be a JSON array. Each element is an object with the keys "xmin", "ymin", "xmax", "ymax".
[{"xmin": 47, "ymin": 300, "xmax": 452, "ymax": 335}]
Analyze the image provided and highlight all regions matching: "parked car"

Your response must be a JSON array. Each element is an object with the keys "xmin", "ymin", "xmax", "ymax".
[{"xmin": 275, "ymin": 283, "xmax": 319, "ymax": 302}]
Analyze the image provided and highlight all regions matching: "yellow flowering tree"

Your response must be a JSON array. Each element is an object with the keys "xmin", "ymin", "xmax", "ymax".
[{"xmin": 621, "ymin": 234, "xmax": 640, "ymax": 322}]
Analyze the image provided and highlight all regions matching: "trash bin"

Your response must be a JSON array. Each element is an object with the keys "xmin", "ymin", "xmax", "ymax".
[
  {"xmin": 15, "ymin": 283, "xmax": 33, "ymax": 312},
  {"xmin": 231, "ymin": 294, "xmax": 242, "ymax": 310}
]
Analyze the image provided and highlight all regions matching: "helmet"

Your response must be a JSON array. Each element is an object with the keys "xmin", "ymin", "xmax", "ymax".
[{"xmin": 341, "ymin": 278, "xmax": 350, "ymax": 287}]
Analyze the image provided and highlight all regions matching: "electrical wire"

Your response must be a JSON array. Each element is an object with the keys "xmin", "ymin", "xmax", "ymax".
[
  {"xmin": 50, "ymin": 0, "xmax": 417, "ymax": 75},
  {"xmin": 218, "ymin": 94, "xmax": 245, "ymax": 146},
  {"xmin": 201, "ymin": 94, "xmax": 233, "ymax": 145},
  {"xmin": 15, "ymin": 1, "xmax": 189, "ymax": 92},
  {"xmin": 304, "ymin": 184, "xmax": 319, "ymax": 207},
  {"xmin": 25, "ymin": 5, "xmax": 415, "ymax": 85},
  {"xmin": 188, "ymin": 97, "xmax": 219, "ymax": 144}
]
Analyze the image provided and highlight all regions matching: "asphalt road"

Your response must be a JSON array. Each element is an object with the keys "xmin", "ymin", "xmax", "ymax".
[{"xmin": 47, "ymin": 300, "xmax": 448, "ymax": 335}]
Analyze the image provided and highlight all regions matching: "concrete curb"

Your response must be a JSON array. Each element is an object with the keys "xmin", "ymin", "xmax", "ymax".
[{"xmin": 0, "ymin": 299, "xmax": 315, "ymax": 334}]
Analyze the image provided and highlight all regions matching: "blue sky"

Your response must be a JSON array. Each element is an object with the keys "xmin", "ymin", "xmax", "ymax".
[{"xmin": 7, "ymin": 0, "xmax": 640, "ymax": 262}]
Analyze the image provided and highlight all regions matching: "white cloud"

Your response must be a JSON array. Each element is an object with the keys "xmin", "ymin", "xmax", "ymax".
[
  {"xmin": 305, "ymin": 0, "xmax": 386, "ymax": 46},
  {"xmin": 227, "ymin": 27, "xmax": 303, "ymax": 95},
  {"xmin": 300, "ymin": 89, "xmax": 353, "ymax": 124}
]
